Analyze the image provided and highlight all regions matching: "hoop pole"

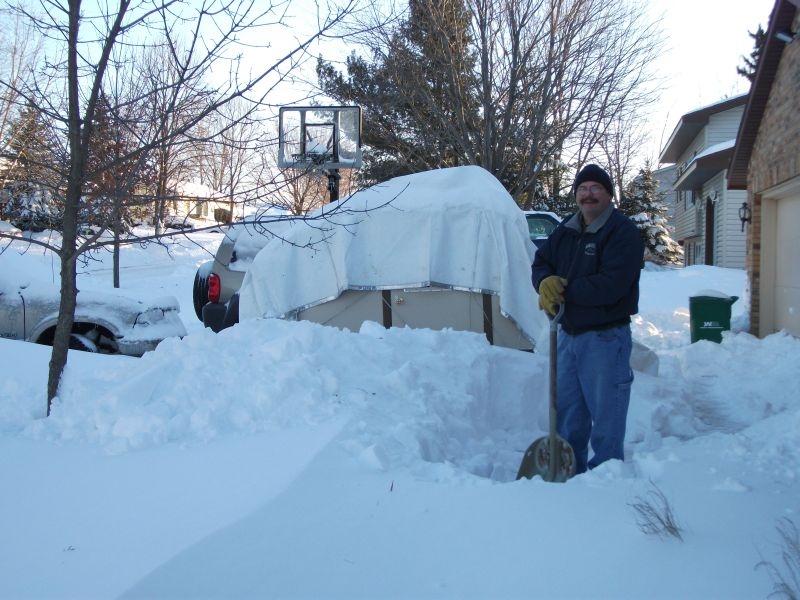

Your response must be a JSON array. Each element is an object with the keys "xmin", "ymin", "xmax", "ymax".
[{"xmin": 327, "ymin": 169, "xmax": 341, "ymax": 203}]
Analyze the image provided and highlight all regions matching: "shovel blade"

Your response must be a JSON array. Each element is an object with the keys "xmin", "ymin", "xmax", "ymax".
[{"xmin": 516, "ymin": 435, "xmax": 576, "ymax": 482}]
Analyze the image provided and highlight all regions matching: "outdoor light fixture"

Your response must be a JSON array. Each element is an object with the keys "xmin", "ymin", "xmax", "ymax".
[
  {"xmin": 738, "ymin": 201, "xmax": 752, "ymax": 232},
  {"xmin": 775, "ymin": 30, "xmax": 798, "ymax": 44}
]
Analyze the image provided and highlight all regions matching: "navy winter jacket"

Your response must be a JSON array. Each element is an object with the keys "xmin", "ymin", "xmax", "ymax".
[{"xmin": 531, "ymin": 206, "xmax": 644, "ymax": 334}]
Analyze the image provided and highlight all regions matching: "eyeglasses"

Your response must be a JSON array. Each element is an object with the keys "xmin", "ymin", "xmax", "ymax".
[{"xmin": 576, "ymin": 184, "xmax": 606, "ymax": 195}]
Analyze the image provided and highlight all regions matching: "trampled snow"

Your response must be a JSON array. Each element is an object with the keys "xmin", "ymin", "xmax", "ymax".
[{"xmin": 1, "ymin": 196, "xmax": 798, "ymax": 599}]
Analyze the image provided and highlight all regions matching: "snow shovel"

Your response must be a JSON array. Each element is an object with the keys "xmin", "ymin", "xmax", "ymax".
[{"xmin": 516, "ymin": 304, "xmax": 576, "ymax": 482}]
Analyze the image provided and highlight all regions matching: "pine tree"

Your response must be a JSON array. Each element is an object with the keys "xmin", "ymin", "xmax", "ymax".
[
  {"xmin": 2, "ymin": 100, "xmax": 61, "ymax": 230},
  {"xmin": 620, "ymin": 163, "xmax": 682, "ymax": 265},
  {"xmin": 317, "ymin": 0, "xmax": 480, "ymax": 184},
  {"xmin": 737, "ymin": 25, "xmax": 766, "ymax": 83},
  {"xmin": 532, "ymin": 161, "xmax": 577, "ymax": 217}
]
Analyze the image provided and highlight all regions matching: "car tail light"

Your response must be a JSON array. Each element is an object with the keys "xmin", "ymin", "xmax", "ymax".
[{"xmin": 208, "ymin": 273, "xmax": 221, "ymax": 303}]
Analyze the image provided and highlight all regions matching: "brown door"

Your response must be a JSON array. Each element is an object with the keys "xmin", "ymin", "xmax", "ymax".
[{"xmin": 704, "ymin": 196, "xmax": 715, "ymax": 265}]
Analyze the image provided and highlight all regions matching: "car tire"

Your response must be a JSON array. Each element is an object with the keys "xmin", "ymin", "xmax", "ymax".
[
  {"xmin": 193, "ymin": 270, "xmax": 210, "ymax": 321},
  {"xmin": 222, "ymin": 293, "xmax": 240, "ymax": 329},
  {"xmin": 69, "ymin": 333, "xmax": 98, "ymax": 352}
]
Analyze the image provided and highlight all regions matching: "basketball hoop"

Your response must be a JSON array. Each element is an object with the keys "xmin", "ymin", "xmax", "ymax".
[{"xmin": 278, "ymin": 105, "xmax": 362, "ymax": 202}]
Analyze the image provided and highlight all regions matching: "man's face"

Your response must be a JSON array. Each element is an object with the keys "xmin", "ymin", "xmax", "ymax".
[{"xmin": 574, "ymin": 181, "xmax": 612, "ymax": 225}]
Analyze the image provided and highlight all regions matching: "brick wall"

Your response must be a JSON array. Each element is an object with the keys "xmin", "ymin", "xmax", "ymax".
[{"xmin": 745, "ymin": 13, "xmax": 800, "ymax": 335}]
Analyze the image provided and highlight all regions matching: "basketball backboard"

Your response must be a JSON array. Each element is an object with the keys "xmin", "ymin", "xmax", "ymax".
[{"xmin": 278, "ymin": 105, "xmax": 362, "ymax": 170}]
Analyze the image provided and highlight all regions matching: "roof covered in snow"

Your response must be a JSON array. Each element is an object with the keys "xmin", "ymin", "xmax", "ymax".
[{"xmin": 172, "ymin": 181, "xmax": 222, "ymax": 198}]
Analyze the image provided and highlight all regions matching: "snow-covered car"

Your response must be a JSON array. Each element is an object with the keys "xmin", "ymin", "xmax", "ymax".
[
  {"xmin": 163, "ymin": 214, "xmax": 199, "ymax": 230},
  {"xmin": 192, "ymin": 217, "xmax": 301, "ymax": 325},
  {"xmin": 192, "ymin": 225, "xmax": 249, "ymax": 323},
  {"xmin": 229, "ymin": 166, "xmax": 546, "ymax": 350},
  {"xmin": 0, "ymin": 262, "xmax": 187, "ymax": 356}
]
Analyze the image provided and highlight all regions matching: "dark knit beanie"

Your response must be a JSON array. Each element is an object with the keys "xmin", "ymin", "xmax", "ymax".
[{"xmin": 573, "ymin": 164, "xmax": 614, "ymax": 196}]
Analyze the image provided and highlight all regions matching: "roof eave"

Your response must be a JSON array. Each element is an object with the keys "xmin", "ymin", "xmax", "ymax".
[
  {"xmin": 673, "ymin": 148, "xmax": 734, "ymax": 191},
  {"xmin": 659, "ymin": 95, "xmax": 749, "ymax": 164},
  {"xmin": 728, "ymin": 0, "xmax": 798, "ymax": 190}
]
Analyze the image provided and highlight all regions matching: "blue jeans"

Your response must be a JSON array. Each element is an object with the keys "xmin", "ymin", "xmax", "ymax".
[{"xmin": 556, "ymin": 325, "xmax": 633, "ymax": 474}]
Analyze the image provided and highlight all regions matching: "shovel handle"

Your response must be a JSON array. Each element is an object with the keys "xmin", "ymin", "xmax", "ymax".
[
  {"xmin": 550, "ymin": 303, "xmax": 564, "ymax": 326},
  {"xmin": 548, "ymin": 303, "xmax": 563, "ymax": 480}
]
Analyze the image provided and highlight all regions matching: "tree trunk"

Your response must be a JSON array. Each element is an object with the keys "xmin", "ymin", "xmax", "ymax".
[
  {"xmin": 113, "ymin": 192, "xmax": 121, "ymax": 288},
  {"xmin": 47, "ymin": 185, "xmax": 80, "ymax": 413},
  {"xmin": 48, "ymin": 0, "xmax": 84, "ymax": 414}
]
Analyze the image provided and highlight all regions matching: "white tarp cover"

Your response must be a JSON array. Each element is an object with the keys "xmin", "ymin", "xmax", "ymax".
[{"xmin": 239, "ymin": 166, "xmax": 546, "ymax": 344}]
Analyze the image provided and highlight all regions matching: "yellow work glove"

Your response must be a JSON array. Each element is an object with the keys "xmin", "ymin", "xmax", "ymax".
[{"xmin": 537, "ymin": 276, "xmax": 567, "ymax": 315}]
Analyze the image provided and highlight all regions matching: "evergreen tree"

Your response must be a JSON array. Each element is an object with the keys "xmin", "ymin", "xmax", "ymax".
[
  {"xmin": 620, "ymin": 163, "xmax": 682, "ymax": 265},
  {"xmin": 737, "ymin": 25, "xmax": 766, "ymax": 83},
  {"xmin": 318, "ymin": 0, "xmax": 663, "ymax": 209},
  {"xmin": 2, "ymin": 100, "xmax": 61, "ymax": 229},
  {"xmin": 531, "ymin": 160, "xmax": 576, "ymax": 217},
  {"xmin": 317, "ymin": 0, "xmax": 480, "ymax": 184}
]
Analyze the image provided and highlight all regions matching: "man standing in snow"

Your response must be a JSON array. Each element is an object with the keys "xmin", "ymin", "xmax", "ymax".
[{"xmin": 531, "ymin": 164, "xmax": 643, "ymax": 474}]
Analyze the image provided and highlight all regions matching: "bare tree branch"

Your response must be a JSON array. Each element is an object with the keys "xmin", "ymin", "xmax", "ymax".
[{"xmin": 0, "ymin": 0, "xmax": 362, "ymax": 412}]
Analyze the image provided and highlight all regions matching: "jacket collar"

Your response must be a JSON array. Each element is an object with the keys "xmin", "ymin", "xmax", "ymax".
[{"xmin": 565, "ymin": 204, "xmax": 615, "ymax": 233}]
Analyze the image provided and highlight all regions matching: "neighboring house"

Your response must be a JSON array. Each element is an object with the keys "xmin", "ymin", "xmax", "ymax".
[
  {"xmin": 0, "ymin": 152, "xmax": 15, "ymax": 179},
  {"xmin": 653, "ymin": 163, "xmax": 678, "ymax": 223},
  {"xmin": 729, "ymin": 0, "xmax": 800, "ymax": 338},
  {"xmin": 172, "ymin": 181, "xmax": 232, "ymax": 224},
  {"xmin": 658, "ymin": 95, "xmax": 749, "ymax": 268}
]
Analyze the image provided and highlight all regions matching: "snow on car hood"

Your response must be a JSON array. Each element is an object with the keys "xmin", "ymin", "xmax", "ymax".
[
  {"xmin": 2, "ymin": 256, "xmax": 186, "ymax": 342},
  {"xmin": 239, "ymin": 166, "xmax": 546, "ymax": 345}
]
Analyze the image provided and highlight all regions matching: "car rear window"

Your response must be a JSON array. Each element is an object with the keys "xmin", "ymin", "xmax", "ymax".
[{"xmin": 526, "ymin": 214, "xmax": 558, "ymax": 241}]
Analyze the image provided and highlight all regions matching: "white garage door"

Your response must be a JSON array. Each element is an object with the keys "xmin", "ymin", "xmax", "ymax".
[{"xmin": 774, "ymin": 194, "xmax": 800, "ymax": 336}]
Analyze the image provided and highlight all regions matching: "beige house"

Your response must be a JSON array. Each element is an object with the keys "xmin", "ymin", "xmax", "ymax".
[
  {"xmin": 729, "ymin": 0, "xmax": 800, "ymax": 338},
  {"xmin": 172, "ymin": 181, "xmax": 232, "ymax": 224},
  {"xmin": 659, "ymin": 95, "xmax": 749, "ymax": 268},
  {"xmin": 653, "ymin": 164, "xmax": 678, "ymax": 223}
]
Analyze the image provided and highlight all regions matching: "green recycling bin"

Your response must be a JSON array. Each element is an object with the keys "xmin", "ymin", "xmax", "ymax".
[{"xmin": 689, "ymin": 292, "xmax": 738, "ymax": 343}]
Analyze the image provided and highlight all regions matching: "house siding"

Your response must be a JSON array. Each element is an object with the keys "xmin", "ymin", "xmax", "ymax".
[
  {"xmin": 703, "ymin": 171, "xmax": 747, "ymax": 269},
  {"xmin": 674, "ymin": 184, "xmax": 743, "ymax": 268},
  {"xmin": 674, "ymin": 189, "xmax": 700, "ymax": 264},
  {"xmin": 663, "ymin": 101, "xmax": 746, "ymax": 268},
  {"xmin": 718, "ymin": 187, "xmax": 747, "ymax": 268},
  {"xmin": 706, "ymin": 110, "xmax": 745, "ymax": 147},
  {"xmin": 745, "ymin": 11, "xmax": 800, "ymax": 336},
  {"xmin": 654, "ymin": 165, "xmax": 678, "ymax": 223},
  {"xmin": 685, "ymin": 199, "xmax": 705, "ymax": 267},
  {"xmin": 675, "ymin": 133, "xmax": 705, "ymax": 176},
  {"xmin": 675, "ymin": 106, "xmax": 743, "ymax": 170}
]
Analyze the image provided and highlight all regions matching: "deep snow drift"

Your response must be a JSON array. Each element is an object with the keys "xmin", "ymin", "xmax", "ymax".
[{"xmin": 1, "ymin": 220, "xmax": 798, "ymax": 600}]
